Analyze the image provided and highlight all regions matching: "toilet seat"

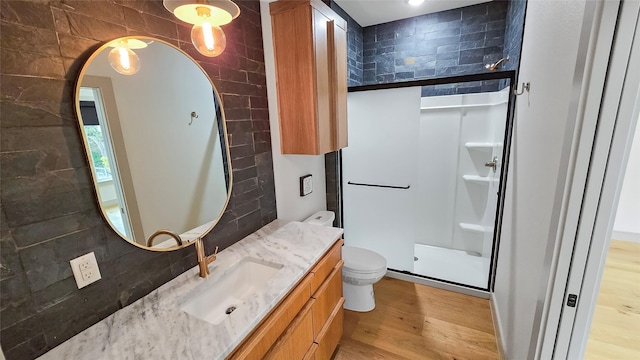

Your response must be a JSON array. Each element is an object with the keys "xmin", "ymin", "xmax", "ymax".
[
  {"xmin": 342, "ymin": 245, "xmax": 387, "ymax": 287},
  {"xmin": 342, "ymin": 246, "xmax": 387, "ymax": 275}
]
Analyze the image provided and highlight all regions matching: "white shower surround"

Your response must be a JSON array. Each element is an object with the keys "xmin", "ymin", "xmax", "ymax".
[
  {"xmin": 418, "ymin": 89, "xmax": 508, "ymax": 256},
  {"xmin": 343, "ymin": 86, "xmax": 508, "ymax": 287}
]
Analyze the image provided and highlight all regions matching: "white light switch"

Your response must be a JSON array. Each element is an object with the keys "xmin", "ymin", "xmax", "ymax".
[{"xmin": 70, "ymin": 252, "xmax": 102, "ymax": 289}]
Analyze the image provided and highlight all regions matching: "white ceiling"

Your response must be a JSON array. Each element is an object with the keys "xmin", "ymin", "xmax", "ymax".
[{"xmin": 333, "ymin": 0, "xmax": 493, "ymax": 27}]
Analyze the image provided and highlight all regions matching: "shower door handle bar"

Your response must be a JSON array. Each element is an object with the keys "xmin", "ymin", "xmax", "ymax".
[{"xmin": 347, "ymin": 181, "xmax": 411, "ymax": 190}]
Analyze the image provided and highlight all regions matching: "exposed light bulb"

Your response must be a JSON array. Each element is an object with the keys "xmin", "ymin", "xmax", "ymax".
[
  {"xmin": 119, "ymin": 48, "xmax": 131, "ymax": 70},
  {"xmin": 108, "ymin": 44, "xmax": 140, "ymax": 75},
  {"xmin": 407, "ymin": 0, "xmax": 425, "ymax": 5},
  {"xmin": 202, "ymin": 21, "xmax": 215, "ymax": 50},
  {"xmin": 191, "ymin": 7, "xmax": 226, "ymax": 57}
]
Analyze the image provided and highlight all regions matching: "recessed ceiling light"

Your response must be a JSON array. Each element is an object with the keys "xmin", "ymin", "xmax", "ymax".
[{"xmin": 407, "ymin": 0, "xmax": 425, "ymax": 6}]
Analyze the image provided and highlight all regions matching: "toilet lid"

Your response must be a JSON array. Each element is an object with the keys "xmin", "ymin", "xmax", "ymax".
[{"xmin": 342, "ymin": 246, "xmax": 387, "ymax": 273}]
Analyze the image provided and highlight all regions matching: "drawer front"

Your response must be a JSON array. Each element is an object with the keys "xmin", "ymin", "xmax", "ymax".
[
  {"xmin": 310, "ymin": 239, "xmax": 343, "ymax": 294},
  {"xmin": 229, "ymin": 275, "xmax": 312, "ymax": 360},
  {"xmin": 315, "ymin": 298, "xmax": 345, "ymax": 360},
  {"xmin": 264, "ymin": 300, "xmax": 315, "ymax": 360},
  {"xmin": 311, "ymin": 260, "xmax": 343, "ymax": 338}
]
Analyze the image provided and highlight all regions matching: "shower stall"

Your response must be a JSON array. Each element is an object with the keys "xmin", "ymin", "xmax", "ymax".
[{"xmin": 341, "ymin": 72, "xmax": 515, "ymax": 291}]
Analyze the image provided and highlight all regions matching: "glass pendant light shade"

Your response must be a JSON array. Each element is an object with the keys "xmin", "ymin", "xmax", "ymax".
[
  {"xmin": 163, "ymin": 1, "xmax": 238, "ymax": 57},
  {"xmin": 163, "ymin": 0, "xmax": 240, "ymax": 25},
  {"xmin": 191, "ymin": 22, "xmax": 226, "ymax": 57},
  {"xmin": 108, "ymin": 46, "xmax": 141, "ymax": 75}
]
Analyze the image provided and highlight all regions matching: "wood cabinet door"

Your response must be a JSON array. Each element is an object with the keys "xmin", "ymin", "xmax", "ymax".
[
  {"xmin": 264, "ymin": 300, "xmax": 315, "ymax": 360},
  {"xmin": 315, "ymin": 298, "xmax": 345, "ymax": 360},
  {"xmin": 332, "ymin": 22, "xmax": 348, "ymax": 150},
  {"xmin": 311, "ymin": 260, "xmax": 344, "ymax": 338},
  {"xmin": 313, "ymin": 7, "xmax": 333, "ymax": 154}
]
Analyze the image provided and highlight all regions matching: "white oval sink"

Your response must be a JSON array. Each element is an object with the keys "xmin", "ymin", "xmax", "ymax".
[{"xmin": 180, "ymin": 257, "xmax": 284, "ymax": 325}]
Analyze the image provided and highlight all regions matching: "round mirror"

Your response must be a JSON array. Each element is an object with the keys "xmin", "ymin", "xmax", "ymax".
[{"xmin": 75, "ymin": 36, "xmax": 232, "ymax": 251}]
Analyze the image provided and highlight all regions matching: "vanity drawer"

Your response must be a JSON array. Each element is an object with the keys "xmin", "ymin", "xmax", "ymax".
[
  {"xmin": 314, "ymin": 297, "xmax": 345, "ymax": 360},
  {"xmin": 264, "ymin": 299, "xmax": 315, "ymax": 360},
  {"xmin": 229, "ymin": 275, "xmax": 312, "ymax": 360},
  {"xmin": 310, "ymin": 239, "xmax": 343, "ymax": 294},
  {"xmin": 311, "ymin": 260, "xmax": 343, "ymax": 339}
]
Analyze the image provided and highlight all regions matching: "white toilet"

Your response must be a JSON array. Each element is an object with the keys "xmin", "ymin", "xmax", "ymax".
[{"xmin": 303, "ymin": 211, "xmax": 387, "ymax": 312}]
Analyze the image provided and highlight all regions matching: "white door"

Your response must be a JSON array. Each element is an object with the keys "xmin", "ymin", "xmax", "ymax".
[
  {"xmin": 342, "ymin": 87, "xmax": 420, "ymax": 272},
  {"xmin": 490, "ymin": 1, "xmax": 624, "ymax": 359},
  {"xmin": 549, "ymin": 4, "xmax": 640, "ymax": 359}
]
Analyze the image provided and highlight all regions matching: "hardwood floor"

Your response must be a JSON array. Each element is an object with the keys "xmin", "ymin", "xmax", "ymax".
[
  {"xmin": 585, "ymin": 240, "xmax": 640, "ymax": 359},
  {"xmin": 334, "ymin": 277, "xmax": 498, "ymax": 360}
]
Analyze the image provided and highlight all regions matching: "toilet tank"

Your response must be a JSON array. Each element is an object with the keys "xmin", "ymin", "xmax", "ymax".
[{"xmin": 303, "ymin": 211, "xmax": 335, "ymax": 227}]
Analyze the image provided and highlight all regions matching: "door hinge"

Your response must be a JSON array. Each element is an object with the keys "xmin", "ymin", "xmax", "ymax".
[{"xmin": 567, "ymin": 294, "xmax": 578, "ymax": 307}]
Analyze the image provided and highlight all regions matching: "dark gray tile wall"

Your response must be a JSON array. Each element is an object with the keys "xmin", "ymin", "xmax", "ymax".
[
  {"xmin": 330, "ymin": 2, "xmax": 363, "ymax": 86},
  {"xmin": 503, "ymin": 0, "xmax": 526, "ymax": 73},
  {"xmin": 361, "ymin": 1, "xmax": 509, "ymax": 88},
  {"xmin": 420, "ymin": 79, "xmax": 503, "ymax": 97},
  {"xmin": 0, "ymin": 1, "xmax": 275, "ymax": 359},
  {"xmin": 324, "ymin": 151, "xmax": 341, "ymax": 227}
]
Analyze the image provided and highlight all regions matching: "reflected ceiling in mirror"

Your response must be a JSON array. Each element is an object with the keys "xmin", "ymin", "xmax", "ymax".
[{"xmin": 75, "ymin": 36, "xmax": 232, "ymax": 251}]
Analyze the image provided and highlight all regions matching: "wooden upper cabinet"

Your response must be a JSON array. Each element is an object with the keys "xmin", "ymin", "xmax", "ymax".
[{"xmin": 270, "ymin": 0, "xmax": 348, "ymax": 155}]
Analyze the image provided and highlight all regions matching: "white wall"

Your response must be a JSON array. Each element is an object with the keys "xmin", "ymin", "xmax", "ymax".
[
  {"xmin": 85, "ymin": 43, "xmax": 228, "ymax": 240},
  {"xmin": 492, "ymin": 1, "xmax": 589, "ymax": 358},
  {"xmin": 613, "ymin": 119, "xmax": 640, "ymax": 241},
  {"xmin": 260, "ymin": 0, "xmax": 327, "ymax": 222}
]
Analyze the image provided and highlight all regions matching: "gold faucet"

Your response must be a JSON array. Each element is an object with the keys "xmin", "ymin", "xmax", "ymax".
[
  {"xmin": 195, "ymin": 237, "xmax": 218, "ymax": 278},
  {"xmin": 147, "ymin": 230, "xmax": 183, "ymax": 247}
]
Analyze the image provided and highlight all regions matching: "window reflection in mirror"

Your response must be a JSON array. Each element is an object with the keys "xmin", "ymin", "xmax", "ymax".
[{"xmin": 79, "ymin": 87, "xmax": 133, "ymax": 239}]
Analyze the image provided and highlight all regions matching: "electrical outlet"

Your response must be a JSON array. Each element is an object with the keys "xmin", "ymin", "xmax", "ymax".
[{"xmin": 70, "ymin": 252, "xmax": 102, "ymax": 289}]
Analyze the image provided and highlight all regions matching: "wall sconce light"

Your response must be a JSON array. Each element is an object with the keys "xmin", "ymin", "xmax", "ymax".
[
  {"xmin": 163, "ymin": 0, "xmax": 240, "ymax": 57},
  {"xmin": 107, "ymin": 39, "xmax": 148, "ymax": 75}
]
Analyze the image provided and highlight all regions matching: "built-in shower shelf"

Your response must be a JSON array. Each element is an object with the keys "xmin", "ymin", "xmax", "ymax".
[
  {"xmin": 464, "ymin": 142, "xmax": 496, "ymax": 151},
  {"xmin": 459, "ymin": 223, "xmax": 493, "ymax": 233},
  {"xmin": 463, "ymin": 175, "xmax": 491, "ymax": 184}
]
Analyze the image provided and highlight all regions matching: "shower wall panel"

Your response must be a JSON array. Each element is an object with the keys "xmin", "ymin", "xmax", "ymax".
[
  {"xmin": 416, "ymin": 104, "xmax": 461, "ymax": 248},
  {"xmin": 418, "ymin": 89, "xmax": 508, "ymax": 255}
]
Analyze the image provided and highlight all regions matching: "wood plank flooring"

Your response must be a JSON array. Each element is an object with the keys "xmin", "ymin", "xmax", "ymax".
[
  {"xmin": 585, "ymin": 240, "xmax": 640, "ymax": 359},
  {"xmin": 334, "ymin": 277, "xmax": 498, "ymax": 360}
]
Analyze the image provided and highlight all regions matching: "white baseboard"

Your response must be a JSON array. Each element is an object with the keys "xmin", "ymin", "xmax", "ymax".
[
  {"xmin": 612, "ymin": 230, "xmax": 640, "ymax": 242},
  {"xmin": 490, "ymin": 294, "xmax": 506, "ymax": 360}
]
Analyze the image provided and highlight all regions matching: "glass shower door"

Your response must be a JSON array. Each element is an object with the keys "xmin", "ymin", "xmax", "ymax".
[
  {"xmin": 342, "ymin": 86, "xmax": 421, "ymax": 272},
  {"xmin": 342, "ymin": 74, "xmax": 514, "ymax": 291}
]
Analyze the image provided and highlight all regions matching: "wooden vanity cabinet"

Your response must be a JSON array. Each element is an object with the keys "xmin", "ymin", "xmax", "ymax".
[
  {"xmin": 227, "ymin": 239, "xmax": 344, "ymax": 360},
  {"xmin": 269, "ymin": 0, "xmax": 348, "ymax": 155}
]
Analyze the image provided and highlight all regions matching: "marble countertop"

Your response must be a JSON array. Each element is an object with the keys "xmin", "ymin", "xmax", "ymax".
[{"xmin": 38, "ymin": 220, "xmax": 344, "ymax": 360}]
